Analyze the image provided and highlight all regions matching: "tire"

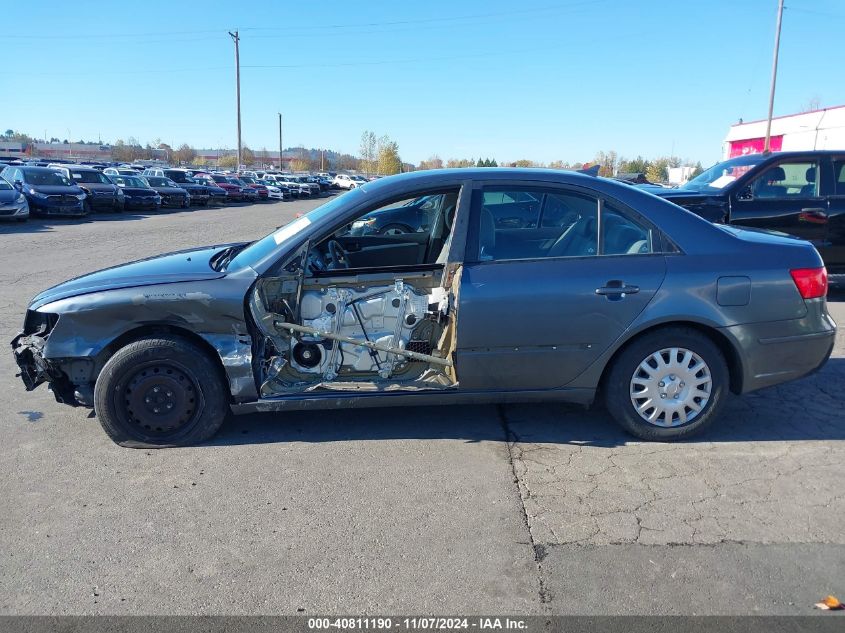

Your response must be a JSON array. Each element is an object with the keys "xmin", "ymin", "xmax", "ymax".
[
  {"xmin": 94, "ymin": 336, "xmax": 229, "ymax": 448},
  {"xmin": 603, "ymin": 327, "xmax": 729, "ymax": 441}
]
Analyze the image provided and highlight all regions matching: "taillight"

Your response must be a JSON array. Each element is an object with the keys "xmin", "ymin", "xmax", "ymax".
[{"xmin": 790, "ymin": 267, "xmax": 828, "ymax": 299}]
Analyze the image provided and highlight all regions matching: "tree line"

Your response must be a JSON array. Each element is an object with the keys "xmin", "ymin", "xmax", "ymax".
[{"xmin": 3, "ymin": 128, "xmax": 706, "ymax": 181}]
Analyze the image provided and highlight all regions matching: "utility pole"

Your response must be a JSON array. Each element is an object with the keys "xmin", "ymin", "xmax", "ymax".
[
  {"xmin": 763, "ymin": 0, "xmax": 785, "ymax": 153},
  {"xmin": 228, "ymin": 30, "xmax": 242, "ymax": 170},
  {"xmin": 321, "ymin": 149, "xmax": 325, "ymax": 171},
  {"xmin": 278, "ymin": 113, "xmax": 283, "ymax": 171}
]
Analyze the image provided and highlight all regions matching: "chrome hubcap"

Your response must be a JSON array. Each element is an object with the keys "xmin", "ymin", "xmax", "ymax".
[{"xmin": 629, "ymin": 347, "xmax": 712, "ymax": 427}]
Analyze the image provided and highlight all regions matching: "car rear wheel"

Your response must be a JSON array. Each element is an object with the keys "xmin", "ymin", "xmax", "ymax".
[
  {"xmin": 94, "ymin": 336, "xmax": 229, "ymax": 448},
  {"xmin": 603, "ymin": 327, "xmax": 729, "ymax": 441}
]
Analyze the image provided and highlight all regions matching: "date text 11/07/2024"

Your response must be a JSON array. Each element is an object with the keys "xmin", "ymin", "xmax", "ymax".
[{"xmin": 307, "ymin": 618, "xmax": 528, "ymax": 630}]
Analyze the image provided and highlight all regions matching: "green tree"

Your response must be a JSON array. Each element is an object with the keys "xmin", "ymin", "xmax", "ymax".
[
  {"xmin": 646, "ymin": 157, "xmax": 670, "ymax": 183},
  {"xmin": 618, "ymin": 155, "xmax": 650, "ymax": 175},
  {"xmin": 377, "ymin": 136, "xmax": 402, "ymax": 175},
  {"xmin": 689, "ymin": 161, "xmax": 704, "ymax": 179}
]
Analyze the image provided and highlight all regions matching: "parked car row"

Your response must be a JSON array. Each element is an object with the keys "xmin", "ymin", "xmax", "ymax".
[{"xmin": 0, "ymin": 163, "xmax": 343, "ymax": 221}]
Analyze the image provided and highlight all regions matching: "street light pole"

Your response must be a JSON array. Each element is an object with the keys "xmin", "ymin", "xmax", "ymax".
[
  {"xmin": 228, "ymin": 30, "xmax": 242, "ymax": 170},
  {"xmin": 763, "ymin": 0, "xmax": 785, "ymax": 153},
  {"xmin": 279, "ymin": 112, "xmax": 282, "ymax": 171}
]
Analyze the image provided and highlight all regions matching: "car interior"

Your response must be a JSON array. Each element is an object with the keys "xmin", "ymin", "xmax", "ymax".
[
  {"xmin": 478, "ymin": 189, "xmax": 653, "ymax": 261},
  {"xmin": 751, "ymin": 162, "xmax": 818, "ymax": 198},
  {"xmin": 248, "ymin": 188, "xmax": 463, "ymax": 397},
  {"xmin": 306, "ymin": 190, "xmax": 459, "ymax": 272}
]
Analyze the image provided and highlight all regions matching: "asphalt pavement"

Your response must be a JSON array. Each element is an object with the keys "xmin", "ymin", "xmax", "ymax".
[{"xmin": 0, "ymin": 197, "xmax": 842, "ymax": 615}]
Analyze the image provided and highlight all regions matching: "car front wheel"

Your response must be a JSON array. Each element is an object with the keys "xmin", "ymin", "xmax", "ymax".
[
  {"xmin": 604, "ymin": 327, "xmax": 729, "ymax": 441},
  {"xmin": 94, "ymin": 336, "xmax": 229, "ymax": 448}
]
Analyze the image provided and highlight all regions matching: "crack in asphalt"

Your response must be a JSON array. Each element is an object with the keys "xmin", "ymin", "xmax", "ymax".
[{"xmin": 496, "ymin": 404, "xmax": 552, "ymax": 607}]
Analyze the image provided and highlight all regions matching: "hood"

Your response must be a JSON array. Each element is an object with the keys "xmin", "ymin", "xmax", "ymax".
[
  {"xmin": 119, "ymin": 187, "xmax": 158, "ymax": 196},
  {"xmin": 76, "ymin": 183, "xmax": 117, "ymax": 193},
  {"xmin": 650, "ymin": 189, "xmax": 711, "ymax": 202},
  {"xmin": 179, "ymin": 182, "xmax": 206, "ymax": 192},
  {"xmin": 150, "ymin": 186, "xmax": 187, "ymax": 195},
  {"xmin": 30, "ymin": 245, "xmax": 234, "ymax": 309},
  {"xmin": 25, "ymin": 184, "xmax": 84, "ymax": 196}
]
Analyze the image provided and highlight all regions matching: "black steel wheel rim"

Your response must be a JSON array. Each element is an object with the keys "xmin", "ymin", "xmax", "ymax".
[{"xmin": 117, "ymin": 361, "xmax": 203, "ymax": 437}]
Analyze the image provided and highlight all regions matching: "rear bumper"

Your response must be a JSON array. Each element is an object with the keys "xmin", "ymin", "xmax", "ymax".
[{"xmin": 721, "ymin": 299, "xmax": 837, "ymax": 393}]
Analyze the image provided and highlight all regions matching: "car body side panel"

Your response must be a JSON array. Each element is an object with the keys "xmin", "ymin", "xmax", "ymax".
[
  {"xmin": 565, "ymin": 251, "xmax": 835, "ymax": 394},
  {"xmin": 34, "ymin": 274, "xmax": 259, "ymax": 402}
]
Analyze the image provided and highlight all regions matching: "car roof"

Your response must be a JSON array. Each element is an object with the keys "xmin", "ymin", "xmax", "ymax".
[{"xmin": 20, "ymin": 166, "xmax": 65, "ymax": 173}]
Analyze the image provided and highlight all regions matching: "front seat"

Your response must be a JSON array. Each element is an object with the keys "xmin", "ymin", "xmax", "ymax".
[
  {"xmin": 800, "ymin": 167, "xmax": 817, "ymax": 196},
  {"xmin": 754, "ymin": 166, "xmax": 787, "ymax": 197},
  {"xmin": 478, "ymin": 207, "xmax": 496, "ymax": 260}
]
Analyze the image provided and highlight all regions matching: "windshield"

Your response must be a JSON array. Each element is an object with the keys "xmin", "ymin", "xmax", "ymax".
[
  {"xmin": 71, "ymin": 170, "xmax": 110, "ymax": 184},
  {"xmin": 227, "ymin": 188, "xmax": 365, "ymax": 271},
  {"xmin": 24, "ymin": 170, "xmax": 73, "ymax": 186},
  {"xmin": 211, "ymin": 175, "xmax": 227, "ymax": 183},
  {"xmin": 145, "ymin": 176, "xmax": 176, "ymax": 187},
  {"xmin": 112, "ymin": 176, "xmax": 149, "ymax": 188},
  {"xmin": 164, "ymin": 170, "xmax": 192, "ymax": 183},
  {"xmin": 680, "ymin": 155, "xmax": 766, "ymax": 192}
]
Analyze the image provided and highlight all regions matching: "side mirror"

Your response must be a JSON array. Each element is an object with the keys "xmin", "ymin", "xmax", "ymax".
[{"xmin": 737, "ymin": 185, "xmax": 753, "ymax": 201}]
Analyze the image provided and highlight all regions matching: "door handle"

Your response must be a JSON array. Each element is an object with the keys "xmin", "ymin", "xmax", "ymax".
[
  {"xmin": 799, "ymin": 208, "xmax": 828, "ymax": 224},
  {"xmin": 596, "ymin": 280, "xmax": 640, "ymax": 299}
]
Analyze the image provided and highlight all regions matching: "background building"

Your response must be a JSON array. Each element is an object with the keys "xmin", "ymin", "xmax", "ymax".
[{"xmin": 723, "ymin": 104, "xmax": 845, "ymax": 158}]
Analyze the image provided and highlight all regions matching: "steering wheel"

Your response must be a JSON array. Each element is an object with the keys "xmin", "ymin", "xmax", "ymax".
[{"xmin": 327, "ymin": 239, "xmax": 350, "ymax": 269}]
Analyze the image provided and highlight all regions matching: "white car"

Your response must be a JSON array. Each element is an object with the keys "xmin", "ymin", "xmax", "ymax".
[
  {"xmin": 333, "ymin": 174, "xmax": 368, "ymax": 189},
  {"xmin": 263, "ymin": 184, "xmax": 285, "ymax": 200},
  {"xmin": 103, "ymin": 167, "xmax": 141, "ymax": 177}
]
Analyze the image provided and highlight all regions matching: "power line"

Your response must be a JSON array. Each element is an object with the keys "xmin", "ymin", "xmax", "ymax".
[{"xmin": 3, "ymin": 0, "xmax": 610, "ymax": 40}]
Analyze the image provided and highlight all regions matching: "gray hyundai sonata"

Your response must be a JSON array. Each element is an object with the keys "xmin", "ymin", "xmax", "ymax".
[{"xmin": 12, "ymin": 169, "xmax": 836, "ymax": 447}]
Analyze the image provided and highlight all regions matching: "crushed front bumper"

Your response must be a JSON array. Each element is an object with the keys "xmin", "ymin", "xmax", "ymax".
[{"xmin": 11, "ymin": 332, "xmax": 80, "ymax": 405}]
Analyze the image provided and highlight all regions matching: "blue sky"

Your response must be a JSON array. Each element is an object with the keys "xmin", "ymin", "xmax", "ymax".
[{"xmin": 4, "ymin": 0, "xmax": 844, "ymax": 166}]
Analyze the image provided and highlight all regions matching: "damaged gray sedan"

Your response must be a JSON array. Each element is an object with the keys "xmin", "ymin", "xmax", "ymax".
[{"xmin": 12, "ymin": 169, "xmax": 836, "ymax": 447}]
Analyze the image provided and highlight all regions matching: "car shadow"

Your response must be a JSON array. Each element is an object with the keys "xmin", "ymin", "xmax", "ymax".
[{"xmin": 204, "ymin": 357, "xmax": 845, "ymax": 449}]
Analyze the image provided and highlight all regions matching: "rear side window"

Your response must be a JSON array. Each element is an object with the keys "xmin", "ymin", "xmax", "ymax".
[
  {"xmin": 750, "ymin": 161, "xmax": 819, "ymax": 198},
  {"xmin": 472, "ymin": 187, "xmax": 658, "ymax": 262}
]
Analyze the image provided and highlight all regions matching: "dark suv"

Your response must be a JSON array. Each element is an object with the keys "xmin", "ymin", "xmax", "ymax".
[
  {"xmin": 144, "ymin": 169, "xmax": 210, "ymax": 206},
  {"xmin": 55, "ymin": 165, "xmax": 124, "ymax": 213},
  {"xmin": 655, "ymin": 151, "xmax": 845, "ymax": 275},
  {"xmin": 1, "ymin": 166, "xmax": 87, "ymax": 217}
]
